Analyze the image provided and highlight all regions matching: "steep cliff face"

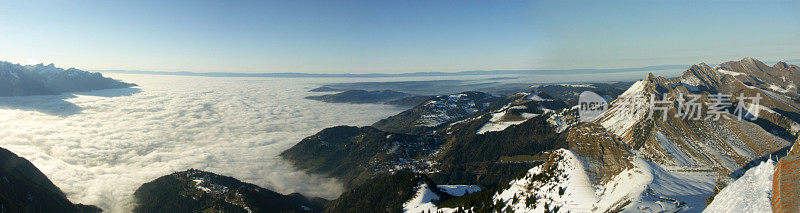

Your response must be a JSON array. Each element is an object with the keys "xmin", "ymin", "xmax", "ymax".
[
  {"xmin": 566, "ymin": 123, "xmax": 633, "ymax": 184},
  {"xmin": 0, "ymin": 147, "xmax": 101, "ymax": 212}
]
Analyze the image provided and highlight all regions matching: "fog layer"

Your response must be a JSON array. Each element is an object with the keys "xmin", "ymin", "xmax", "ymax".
[{"xmin": 0, "ymin": 74, "xmax": 404, "ymax": 212}]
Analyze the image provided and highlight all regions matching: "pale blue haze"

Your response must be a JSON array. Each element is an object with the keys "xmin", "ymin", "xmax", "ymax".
[{"xmin": 0, "ymin": 0, "xmax": 798, "ymax": 73}]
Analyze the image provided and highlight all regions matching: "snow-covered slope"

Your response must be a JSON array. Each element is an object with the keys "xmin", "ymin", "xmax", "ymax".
[
  {"xmin": 402, "ymin": 182, "xmax": 482, "ymax": 213},
  {"xmin": 495, "ymin": 149, "xmax": 599, "ymax": 212},
  {"xmin": 475, "ymin": 91, "xmax": 569, "ymax": 134},
  {"xmin": 403, "ymin": 181, "xmax": 442, "ymax": 212},
  {"xmin": 704, "ymin": 160, "xmax": 775, "ymax": 213},
  {"xmin": 493, "ymin": 149, "xmax": 716, "ymax": 213},
  {"xmin": 476, "ymin": 105, "xmax": 539, "ymax": 134},
  {"xmin": 596, "ymin": 79, "xmax": 650, "ymax": 137}
]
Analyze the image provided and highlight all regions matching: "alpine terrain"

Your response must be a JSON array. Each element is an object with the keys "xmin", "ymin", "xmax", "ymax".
[{"xmin": 280, "ymin": 58, "xmax": 800, "ymax": 212}]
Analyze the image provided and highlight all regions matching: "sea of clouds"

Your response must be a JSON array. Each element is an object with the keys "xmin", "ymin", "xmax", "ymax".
[{"xmin": 0, "ymin": 74, "xmax": 406, "ymax": 212}]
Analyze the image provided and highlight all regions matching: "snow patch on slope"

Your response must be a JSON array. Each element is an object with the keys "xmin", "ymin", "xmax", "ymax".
[
  {"xmin": 476, "ymin": 110, "xmax": 538, "ymax": 134},
  {"xmin": 403, "ymin": 182, "xmax": 441, "ymax": 213},
  {"xmin": 476, "ymin": 104, "xmax": 539, "ymax": 134},
  {"xmin": 717, "ymin": 69, "xmax": 744, "ymax": 76},
  {"xmin": 438, "ymin": 185, "xmax": 481, "ymax": 196},
  {"xmin": 704, "ymin": 160, "xmax": 774, "ymax": 213},
  {"xmin": 527, "ymin": 93, "xmax": 552, "ymax": 101},
  {"xmin": 547, "ymin": 113, "xmax": 570, "ymax": 133},
  {"xmin": 402, "ymin": 184, "xmax": 482, "ymax": 213},
  {"xmin": 769, "ymin": 84, "xmax": 790, "ymax": 93}
]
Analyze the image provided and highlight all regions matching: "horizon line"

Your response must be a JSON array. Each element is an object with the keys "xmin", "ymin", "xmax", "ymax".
[{"xmin": 93, "ymin": 58, "xmax": 800, "ymax": 78}]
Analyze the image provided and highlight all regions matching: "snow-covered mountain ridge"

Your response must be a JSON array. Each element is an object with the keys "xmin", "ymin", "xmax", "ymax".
[{"xmin": 0, "ymin": 61, "xmax": 136, "ymax": 96}]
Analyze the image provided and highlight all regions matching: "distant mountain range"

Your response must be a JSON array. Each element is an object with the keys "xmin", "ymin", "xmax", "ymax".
[
  {"xmin": 96, "ymin": 59, "xmax": 800, "ymax": 78},
  {"xmin": 305, "ymin": 89, "xmax": 432, "ymax": 107},
  {"xmin": 99, "ymin": 65, "xmax": 690, "ymax": 78},
  {"xmin": 0, "ymin": 62, "xmax": 136, "ymax": 97}
]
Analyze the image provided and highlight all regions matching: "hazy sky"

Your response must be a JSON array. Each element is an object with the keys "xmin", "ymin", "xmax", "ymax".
[{"xmin": 1, "ymin": 0, "xmax": 798, "ymax": 73}]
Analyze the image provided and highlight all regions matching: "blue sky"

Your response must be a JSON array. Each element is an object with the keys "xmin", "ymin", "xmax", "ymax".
[{"xmin": 1, "ymin": 0, "xmax": 798, "ymax": 73}]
